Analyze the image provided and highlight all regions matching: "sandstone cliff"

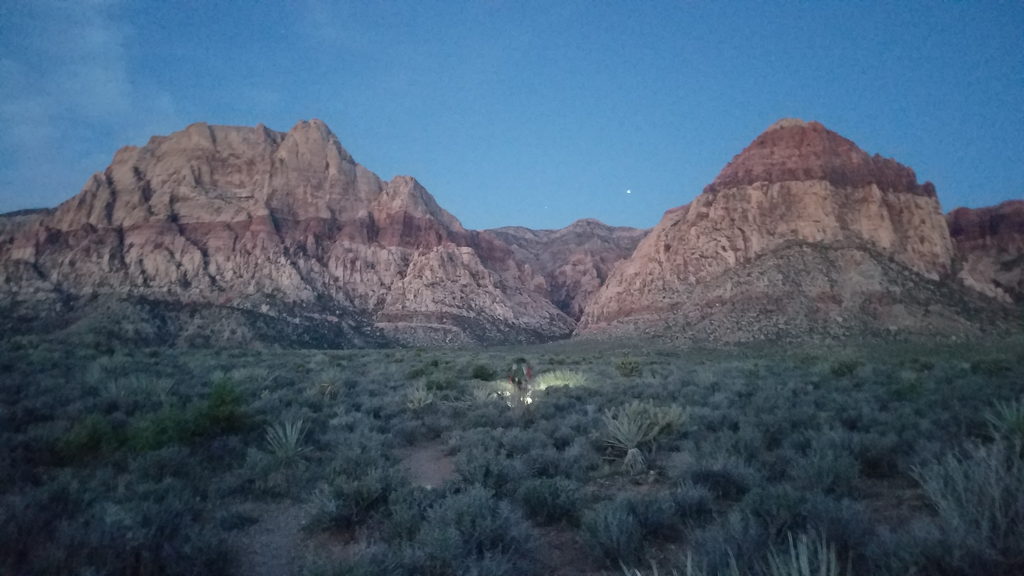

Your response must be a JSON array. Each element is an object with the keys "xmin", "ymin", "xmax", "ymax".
[
  {"xmin": 947, "ymin": 200, "xmax": 1024, "ymax": 304},
  {"xmin": 578, "ymin": 119, "xmax": 1008, "ymax": 341},
  {"xmin": 489, "ymin": 219, "xmax": 647, "ymax": 319},
  {"xmin": 0, "ymin": 120, "xmax": 574, "ymax": 346}
]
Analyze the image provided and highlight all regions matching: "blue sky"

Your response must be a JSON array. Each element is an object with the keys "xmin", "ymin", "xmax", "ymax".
[{"xmin": 1, "ymin": 1, "xmax": 1021, "ymax": 230}]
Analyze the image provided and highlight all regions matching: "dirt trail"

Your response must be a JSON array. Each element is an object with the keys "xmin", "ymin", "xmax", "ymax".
[{"xmin": 397, "ymin": 440, "xmax": 456, "ymax": 488}]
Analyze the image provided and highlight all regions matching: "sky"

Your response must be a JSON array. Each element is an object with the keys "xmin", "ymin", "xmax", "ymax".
[{"xmin": 0, "ymin": 1, "xmax": 1021, "ymax": 230}]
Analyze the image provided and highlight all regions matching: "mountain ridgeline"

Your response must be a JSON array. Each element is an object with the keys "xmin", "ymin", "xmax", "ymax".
[{"xmin": 0, "ymin": 119, "xmax": 1019, "ymax": 347}]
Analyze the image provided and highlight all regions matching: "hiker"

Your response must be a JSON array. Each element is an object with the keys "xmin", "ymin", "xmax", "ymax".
[{"xmin": 508, "ymin": 357, "xmax": 533, "ymax": 405}]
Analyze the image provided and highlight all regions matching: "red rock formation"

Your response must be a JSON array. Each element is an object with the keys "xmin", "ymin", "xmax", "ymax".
[
  {"xmin": 489, "ymin": 219, "xmax": 647, "ymax": 319},
  {"xmin": 947, "ymin": 200, "xmax": 1024, "ymax": 303},
  {"xmin": 0, "ymin": 120, "xmax": 574, "ymax": 345},
  {"xmin": 578, "ymin": 119, "xmax": 1007, "ymax": 341}
]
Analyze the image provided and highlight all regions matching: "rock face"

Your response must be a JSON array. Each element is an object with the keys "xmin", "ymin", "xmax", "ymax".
[
  {"xmin": 0, "ymin": 120, "xmax": 575, "ymax": 346},
  {"xmin": 579, "ymin": 119, "xmax": 1007, "ymax": 341},
  {"xmin": 489, "ymin": 219, "xmax": 647, "ymax": 319},
  {"xmin": 947, "ymin": 200, "xmax": 1024, "ymax": 304}
]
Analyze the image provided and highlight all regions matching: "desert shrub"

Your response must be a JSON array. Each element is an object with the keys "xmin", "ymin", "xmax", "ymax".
[
  {"xmin": 672, "ymin": 481, "xmax": 714, "ymax": 522},
  {"xmin": 689, "ymin": 511, "xmax": 771, "ymax": 574},
  {"xmin": 616, "ymin": 357, "xmax": 642, "ymax": 378},
  {"xmin": 315, "ymin": 545, "xmax": 404, "ymax": 576},
  {"xmin": 194, "ymin": 378, "xmax": 247, "ymax": 435},
  {"xmin": 424, "ymin": 377, "xmax": 463, "ymax": 397},
  {"xmin": 470, "ymin": 363, "xmax": 497, "ymax": 381},
  {"xmin": 790, "ymin": 436, "xmax": 859, "ymax": 495},
  {"xmin": 912, "ymin": 438, "xmax": 1024, "ymax": 572},
  {"xmin": 849, "ymin": 431, "xmax": 903, "ymax": 478},
  {"xmin": 829, "ymin": 359, "xmax": 862, "ymax": 378},
  {"xmin": 741, "ymin": 484, "xmax": 808, "ymax": 537},
  {"xmin": 125, "ymin": 380, "xmax": 248, "ymax": 452},
  {"xmin": 308, "ymin": 467, "xmax": 402, "ymax": 532},
  {"xmin": 688, "ymin": 457, "xmax": 755, "ymax": 501},
  {"xmin": 58, "ymin": 414, "xmax": 121, "ymax": 461},
  {"xmin": 0, "ymin": 475, "xmax": 230, "ymax": 576},
  {"xmin": 970, "ymin": 357, "xmax": 1012, "ymax": 376},
  {"xmin": 584, "ymin": 492, "xmax": 687, "ymax": 566},
  {"xmin": 582, "ymin": 498, "xmax": 646, "ymax": 565},
  {"xmin": 412, "ymin": 486, "xmax": 539, "ymax": 576},
  {"xmin": 127, "ymin": 406, "xmax": 195, "ymax": 452},
  {"xmin": 559, "ymin": 438, "xmax": 604, "ymax": 481},
  {"xmin": 454, "ymin": 444, "xmax": 529, "ymax": 497},
  {"xmin": 381, "ymin": 484, "xmax": 443, "ymax": 542},
  {"xmin": 514, "ymin": 477, "xmax": 584, "ymax": 525}
]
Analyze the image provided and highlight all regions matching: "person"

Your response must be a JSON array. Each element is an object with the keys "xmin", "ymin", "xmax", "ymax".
[{"xmin": 508, "ymin": 357, "xmax": 533, "ymax": 405}]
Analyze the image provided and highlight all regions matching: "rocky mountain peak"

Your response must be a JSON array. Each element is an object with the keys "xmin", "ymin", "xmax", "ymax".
[
  {"xmin": 0, "ymin": 119, "xmax": 576, "ymax": 346},
  {"xmin": 947, "ymin": 200, "xmax": 1024, "ymax": 303},
  {"xmin": 578, "ymin": 120, "xmax": 977, "ymax": 341},
  {"xmin": 708, "ymin": 119, "xmax": 934, "ymax": 197}
]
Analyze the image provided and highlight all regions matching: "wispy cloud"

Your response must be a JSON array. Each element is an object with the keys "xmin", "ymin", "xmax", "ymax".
[{"xmin": 0, "ymin": 0, "xmax": 180, "ymax": 211}]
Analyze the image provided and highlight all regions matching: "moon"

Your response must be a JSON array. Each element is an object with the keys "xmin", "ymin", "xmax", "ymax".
[{"xmin": 626, "ymin": 189, "xmax": 632, "ymax": 194}]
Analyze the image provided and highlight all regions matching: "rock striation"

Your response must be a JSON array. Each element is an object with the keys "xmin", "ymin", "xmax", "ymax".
[
  {"xmin": 947, "ymin": 200, "xmax": 1024, "ymax": 304},
  {"xmin": 489, "ymin": 219, "xmax": 647, "ymax": 319},
  {"xmin": 0, "ymin": 120, "xmax": 575, "ymax": 346},
  {"xmin": 578, "ymin": 119, "xmax": 1009, "ymax": 341}
]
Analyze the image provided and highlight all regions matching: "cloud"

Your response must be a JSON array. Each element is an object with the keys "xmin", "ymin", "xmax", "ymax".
[{"xmin": 0, "ymin": 0, "xmax": 180, "ymax": 211}]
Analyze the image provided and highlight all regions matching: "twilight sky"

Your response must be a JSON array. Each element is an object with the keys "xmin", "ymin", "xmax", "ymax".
[{"xmin": 1, "ymin": 1, "xmax": 1021, "ymax": 230}]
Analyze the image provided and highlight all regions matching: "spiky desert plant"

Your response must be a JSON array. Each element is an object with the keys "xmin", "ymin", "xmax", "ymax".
[
  {"xmin": 311, "ymin": 369, "xmax": 344, "ymax": 401},
  {"xmin": 765, "ymin": 532, "xmax": 848, "ymax": 576},
  {"xmin": 264, "ymin": 417, "xmax": 310, "ymax": 463},
  {"xmin": 406, "ymin": 382, "xmax": 435, "ymax": 409},
  {"xmin": 986, "ymin": 398, "xmax": 1024, "ymax": 444},
  {"xmin": 912, "ymin": 438, "xmax": 1024, "ymax": 565},
  {"xmin": 603, "ymin": 400, "xmax": 686, "ymax": 456},
  {"xmin": 623, "ymin": 448, "xmax": 648, "ymax": 476}
]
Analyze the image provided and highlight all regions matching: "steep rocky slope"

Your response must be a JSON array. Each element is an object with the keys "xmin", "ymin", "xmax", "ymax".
[
  {"xmin": 489, "ymin": 219, "xmax": 647, "ymax": 319},
  {"xmin": 578, "ymin": 119, "xmax": 1012, "ymax": 341},
  {"xmin": 947, "ymin": 200, "xmax": 1024, "ymax": 304},
  {"xmin": 0, "ymin": 120, "xmax": 574, "ymax": 346}
]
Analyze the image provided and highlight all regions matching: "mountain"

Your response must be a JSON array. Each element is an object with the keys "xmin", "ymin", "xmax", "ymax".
[
  {"xmin": 947, "ymin": 200, "xmax": 1024, "ymax": 304},
  {"xmin": 0, "ymin": 120, "xmax": 574, "ymax": 346},
  {"xmin": 578, "ymin": 119, "xmax": 1013, "ymax": 341},
  {"xmin": 489, "ymin": 219, "xmax": 647, "ymax": 319}
]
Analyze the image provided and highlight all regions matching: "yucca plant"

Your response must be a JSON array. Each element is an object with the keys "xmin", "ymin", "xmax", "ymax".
[
  {"xmin": 912, "ymin": 438, "xmax": 1024, "ymax": 565},
  {"xmin": 765, "ymin": 532, "xmax": 848, "ymax": 576},
  {"xmin": 406, "ymin": 382, "xmax": 435, "ymax": 409},
  {"xmin": 603, "ymin": 400, "xmax": 686, "ymax": 455},
  {"xmin": 264, "ymin": 417, "xmax": 310, "ymax": 463},
  {"xmin": 986, "ymin": 398, "xmax": 1024, "ymax": 444}
]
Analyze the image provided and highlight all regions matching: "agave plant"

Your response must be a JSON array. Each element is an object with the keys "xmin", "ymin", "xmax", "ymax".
[{"xmin": 264, "ymin": 417, "xmax": 311, "ymax": 463}]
